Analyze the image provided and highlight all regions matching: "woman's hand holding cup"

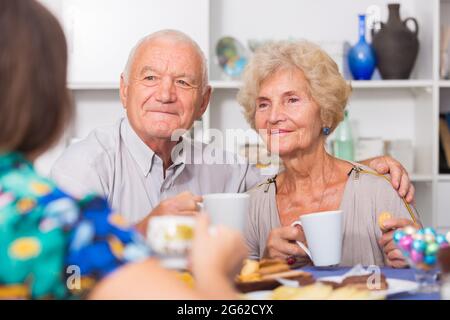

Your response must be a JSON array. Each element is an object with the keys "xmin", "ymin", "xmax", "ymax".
[{"xmin": 263, "ymin": 225, "xmax": 311, "ymax": 264}]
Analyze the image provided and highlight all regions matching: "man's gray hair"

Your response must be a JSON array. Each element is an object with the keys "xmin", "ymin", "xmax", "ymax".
[{"xmin": 122, "ymin": 29, "xmax": 209, "ymax": 91}]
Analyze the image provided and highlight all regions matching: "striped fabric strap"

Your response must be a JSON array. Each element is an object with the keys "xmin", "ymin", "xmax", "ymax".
[{"xmin": 357, "ymin": 168, "xmax": 418, "ymax": 224}]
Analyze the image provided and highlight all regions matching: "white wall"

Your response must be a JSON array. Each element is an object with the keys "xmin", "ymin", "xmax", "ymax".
[{"xmin": 35, "ymin": 0, "xmax": 209, "ymax": 175}]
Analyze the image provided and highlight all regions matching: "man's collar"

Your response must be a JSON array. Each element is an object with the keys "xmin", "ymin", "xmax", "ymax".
[
  {"xmin": 121, "ymin": 118, "xmax": 156, "ymax": 176},
  {"xmin": 121, "ymin": 118, "xmax": 198, "ymax": 176}
]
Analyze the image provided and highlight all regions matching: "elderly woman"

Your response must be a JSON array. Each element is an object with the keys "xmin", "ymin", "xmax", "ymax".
[{"xmin": 238, "ymin": 40, "xmax": 421, "ymax": 268}]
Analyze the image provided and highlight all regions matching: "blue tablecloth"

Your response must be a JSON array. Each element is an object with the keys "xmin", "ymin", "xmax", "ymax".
[{"xmin": 301, "ymin": 266, "xmax": 441, "ymax": 300}]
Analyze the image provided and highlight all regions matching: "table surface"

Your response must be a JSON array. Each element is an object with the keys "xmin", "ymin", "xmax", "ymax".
[{"xmin": 301, "ymin": 266, "xmax": 441, "ymax": 300}]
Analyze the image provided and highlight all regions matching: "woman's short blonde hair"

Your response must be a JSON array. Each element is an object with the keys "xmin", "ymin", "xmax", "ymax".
[{"xmin": 237, "ymin": 40, "xmax": 352, "ymax": 133}]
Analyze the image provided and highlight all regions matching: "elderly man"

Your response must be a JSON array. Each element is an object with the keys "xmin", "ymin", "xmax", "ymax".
[{"xmin": 51, "ymin": 29, "xmax": 415, "ymax": 234}]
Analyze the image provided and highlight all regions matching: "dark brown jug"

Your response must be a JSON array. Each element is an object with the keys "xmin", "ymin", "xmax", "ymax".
[{"xmin": 371, "ymin": 3, "xmax": 419, "ymax": 79}]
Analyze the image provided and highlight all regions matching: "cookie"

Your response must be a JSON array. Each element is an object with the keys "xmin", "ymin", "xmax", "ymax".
[
  {"xmin": 259, "ymin": 258, "xmax": 285, "ymax": 268},
  {"xmin": 258, "ymin": 263, "xmax": 290, "ymax": 275},
  {"xmin": 240, "ymin": 259, "xmax": 259, "ymax": 276},
  {"xmin": 378, "ymin": 211, "xmax": 393, "ymax": 232}
]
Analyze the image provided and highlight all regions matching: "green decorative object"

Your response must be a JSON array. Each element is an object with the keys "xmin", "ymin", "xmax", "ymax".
[{"xmin": 216, "ymin": 36, "xmax": 248, "ymax": 79}]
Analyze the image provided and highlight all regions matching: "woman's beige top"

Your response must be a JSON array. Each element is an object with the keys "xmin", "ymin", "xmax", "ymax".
[{"xmin": 245, "ymin": 164, "xmax": 421, "ymax": 266}]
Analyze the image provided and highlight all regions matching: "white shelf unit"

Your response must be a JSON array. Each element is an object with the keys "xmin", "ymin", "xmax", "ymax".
[
  {"xmin": 439, "ymin": 0, "xmax": 450, "ymax": 231},
  {"xmin": 35, "ymin": 0, "xmax": 450, "ymax": 231},
  {"xmin": 411, "ymin": 175, "xmax": 434, "ymax": 182},
  {"xmin": 68, "ymin": 83, "xmax": 119, "ymax": 90},
  {"xmin": 210, "ymin": 79, "xmax": 434, "ymax": 90},
  {"xmin": 211, "ymin": 80, "xmax": 243, "ymax": 90},
  {"xmin": 350, "ymin": 80, "xmax": 433, "ymax": 89}
]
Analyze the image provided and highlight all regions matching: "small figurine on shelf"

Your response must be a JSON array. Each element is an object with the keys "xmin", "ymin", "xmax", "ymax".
[
  {"xmin": 440, "ymin": 25, "xmax": 450, "ymax": 80},
  {"xmin": 216, "ymin": 36, "xmax": 248, "ymax": 79},
  {"xmin": 348, "ymin": 14, "xmax": 377, "ymax": 80}
]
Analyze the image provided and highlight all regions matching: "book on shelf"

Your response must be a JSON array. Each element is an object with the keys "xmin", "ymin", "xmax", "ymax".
[{"xmin": 439, "ymin": 114, "xmax": 450, "ymax": 173}]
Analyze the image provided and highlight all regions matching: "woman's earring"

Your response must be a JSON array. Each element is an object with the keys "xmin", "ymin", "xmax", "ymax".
[{"xmin": 323, "ymin": 127, "xmax": 331, "ymax": 136}]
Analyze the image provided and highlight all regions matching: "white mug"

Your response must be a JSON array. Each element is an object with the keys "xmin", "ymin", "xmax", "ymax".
[
  {"xmin": 201, "ymin": 193, "xmax": 249, "ymax": 233},
  {"xmin": 291, "ymin": 210, "xmax": 343, "ymax": 267},
  {"xmin": 146, "ymin": 215, "xmax": 196, "ymax": 270}
]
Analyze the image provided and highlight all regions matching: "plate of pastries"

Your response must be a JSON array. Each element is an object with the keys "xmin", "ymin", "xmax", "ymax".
[
  {"xmin": 235, "ymin": 259, "xmax": 417, "ymax": 300},
  {"xmin": 235, "ymin": 259, "xmax": 315, "ymax": 293}
]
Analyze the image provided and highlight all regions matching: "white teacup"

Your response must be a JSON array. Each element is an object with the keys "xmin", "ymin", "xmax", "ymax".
[
  {"xmin": 291, "ymin": 210, "xmax": 343, "ymax": 267},
  {"xmin": 147, "ymin": 216, "xmax": 196, "ymax": 270},
  {"xmin": 201, "ymin": 193, "xmax": 249, "ymax": 233}
]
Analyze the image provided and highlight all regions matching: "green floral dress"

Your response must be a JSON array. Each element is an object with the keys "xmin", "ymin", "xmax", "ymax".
[{"xmin": 0, "ymin": 152, "xmax": 150, "ymax": 299}]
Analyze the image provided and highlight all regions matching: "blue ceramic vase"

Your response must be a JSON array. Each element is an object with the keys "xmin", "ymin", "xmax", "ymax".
[{"xmin": 348, "ymin": 14, "xmax": 377, "ymax": 80}]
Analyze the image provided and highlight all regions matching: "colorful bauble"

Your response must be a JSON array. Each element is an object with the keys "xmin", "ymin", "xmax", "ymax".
[
  {"xmin": 436, "ymin": 234, "xmax": 447, "ymax": 245},
  {"xmin": 399, "ymin": 236, "xmax": 413, "ymax": 251},
  {"xmin": 412, "ymin": 239, "xmax": 426, "ymax": 252},
  {"xmin": 424, "ymin": 234, "xmax": 436, "ymax": 244},
  {"xmin": 425, "ymin": 243, "xmax": 439, "ymax": 256},
  {"xmin": 410, "ymin": 250, "xmax": 423, "ymax": 264},
  {"xmin": 403, "ymin": 226, "xmax": 416, "ymax": 236},
  {"xmin": 424, "ymin": 227, "xmax": 437, "ymax": 236},
  {"xmin": 394, "ymin": 226, "xmax": 449, "ymax": 269},
  {"xmin": 393, "ymin": 230, "xmax": 405, "ymax": 243},
  {"xmin": 424, "ymin": 255, "xmax": 437, "ymax": 266}
]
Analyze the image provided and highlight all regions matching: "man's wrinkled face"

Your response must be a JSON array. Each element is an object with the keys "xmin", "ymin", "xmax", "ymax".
[{"xmin": 120, "ymin": 38, "xmax": 210, "ymax": 141}]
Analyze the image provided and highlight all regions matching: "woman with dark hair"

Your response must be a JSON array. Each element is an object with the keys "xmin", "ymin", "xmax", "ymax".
[{"xmin": 0, "ymin": 0, "xmax": 246, "ymax": 299}]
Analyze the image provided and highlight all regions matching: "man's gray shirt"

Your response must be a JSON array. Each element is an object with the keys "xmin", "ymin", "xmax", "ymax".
[{"xmin": 51, "ymin": 118, "xmax": 263, "ymax": 224}]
